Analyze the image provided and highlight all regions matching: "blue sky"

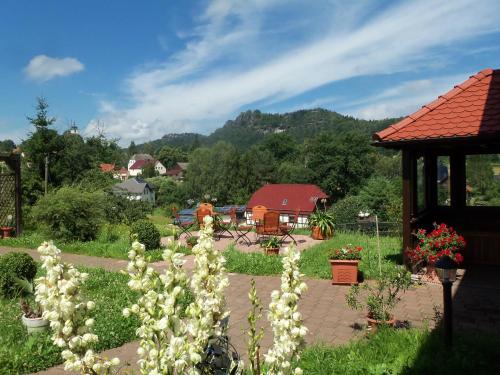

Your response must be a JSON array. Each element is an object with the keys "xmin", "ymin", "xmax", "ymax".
[{"xmin": 1, "ymin": 0, "xmax": 500, "ymax": 145}]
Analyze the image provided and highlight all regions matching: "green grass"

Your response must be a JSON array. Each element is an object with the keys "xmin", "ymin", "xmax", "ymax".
[
  {"xmin": 1, "ymin": 225, "xmax": 165, "ymax": 262},
  {"xmin": 297, "ymin": 327, "xmax": 500, "ymax": 375},
  {"xmin": 0, "ymin": 265, "xmax": 194, "ymax": 374},
  {"xmin": 225, "ymin": 231, "xmax": 402, "ymax": 279}
]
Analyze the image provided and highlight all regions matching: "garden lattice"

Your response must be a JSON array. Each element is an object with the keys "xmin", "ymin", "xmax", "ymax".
[{"xmin": 0, "ymin": 153, "xmax": 22, "ymax": 235}]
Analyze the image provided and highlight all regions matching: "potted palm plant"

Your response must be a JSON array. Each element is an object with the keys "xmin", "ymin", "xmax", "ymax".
[
  {"xmin": 346, "ymin": 266, "xmax": 411, "ymax": 331},
  {"xmin": 14, "ymin": 277, "xmax": 49, "ymax": 333},
  {"xmin": 261, "ymin": 236, "xmax": 281, "ymax": 255},
  {"xmin": 329, "ymin": 244, "xmax": 362, "ymax": 285},
  {"xmin": 1, "ymin": 214, "xmax": 14, "ymax": 238},
  {"xmin": 308, "ymin": 210, "xmax": 335, "ymax": 240}
]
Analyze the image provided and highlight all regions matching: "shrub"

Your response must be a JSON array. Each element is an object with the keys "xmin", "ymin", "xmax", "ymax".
[
  {"xmin": 331, "ymin": 195, "xmax": 367, "ymax": 225},
  {"xmin": 130, "ymin": 220, "xmax": 161, "ymax": 250},
  {"xmin": 32, "ymin": 187, "xmax": 105, "ymax": 241},
  {"xmin": 0, "ymin": 252, "xmax": 37, "ymax": 298},
  {"xmin": 103, "ymin": 195, "xmax": 152, "ymax": 225}
]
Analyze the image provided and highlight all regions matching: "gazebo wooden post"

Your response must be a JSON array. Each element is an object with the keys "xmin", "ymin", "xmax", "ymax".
[{"xmin": 401, "ymin": 149, "xmax": 415, "ymax": 259}]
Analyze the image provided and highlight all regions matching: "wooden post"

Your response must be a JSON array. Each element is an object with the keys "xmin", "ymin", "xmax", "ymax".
[{"xmin": 402, "ymin": 150, "xmax": 414, "ymax": 259}]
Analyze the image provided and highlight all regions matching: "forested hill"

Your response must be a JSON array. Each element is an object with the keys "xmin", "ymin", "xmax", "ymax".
[{"xmin": 137, "ymin": 108, "xmax": 399, "ymax": 150}]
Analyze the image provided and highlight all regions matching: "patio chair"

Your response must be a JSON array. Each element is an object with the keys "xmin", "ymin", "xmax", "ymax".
[
  {"xmin": 257, "ymin": 211, "xmax": 283, "ymax": 243},
  {"xmin": 213, "ymin": 210, "xmax": 234, "ymax": 240},
  {"xmin": 280, "ymin": 210, "xmax": 300, "ymax": 245},
  {"xmin": 230, "ymin": 208, "xmax": 253, "ymax": 246},
  {"xmin": 252, "ymin": 205, "xmax": 268, "ymax": 224},
  {"xmin": 173, "ymin": 211, "xmax": 195, "ymax": 239}
]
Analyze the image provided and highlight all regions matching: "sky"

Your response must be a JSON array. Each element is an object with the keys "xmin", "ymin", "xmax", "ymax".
[{"xmin": 1, "ymin": 0, "xmax": 500, "ymax": 146}]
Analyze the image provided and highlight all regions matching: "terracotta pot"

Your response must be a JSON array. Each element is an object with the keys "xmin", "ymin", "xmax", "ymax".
[
  {"xmin": 366, "ymin": 315, "xmax": 395, "ymax": 332},
  {"xmin": 311, "ymin": 226, "xmax": 331, "ymax": 240},
  {"xmin": 1, "ymin": 226, "xmax": 13, "ymax": 238},
  {"xmin": 424, "ymin": 260, "xmax": 440, "ymax": 283},
  {"xmin": 265, "ymin": 247, "xmax": 280, "ymax": 255},
  {"xmin": 330, "ymin": 259, "xmax": 359, "ymax": 285}
]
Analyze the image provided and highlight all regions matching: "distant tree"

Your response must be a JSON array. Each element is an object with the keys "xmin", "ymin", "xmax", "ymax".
[
  {"xmin": 143, "ymin": 142, "xmax": 155, "ymax": 157},
  {"xmin": 277, "ymin": 161, "xmax": 313, "ymax": 184},
  {"xmin": 22, "ymin": 97, "xmax": 63, "ymax": 191},
  {"xmin": 234, "ymin": 145, "xmax": 277, "ymax": 202},
  {"xmin": 128, "ymin": 141, "xmax": 138, "ymax": 157},
  {"xmin": 146, "ymin": 176, "xmax": 180, "ymax": 207},
  {"xmin": 183, "ymin": 142, "xmax": 240, "ymax": 204},
  {"xmin": 51, "ymin": 132, "xmax": 92, "ymax": 185},
  {"xmin": 358, "ymin": 176, "xmax": 401, "ymax": 221},
  {"xmin": 156, "ymin": 146, "xmax": 187, "ymax": 169},
  {"xmin": 74, "ymin": 169, "xmax": 116, "ymax": 192},
  {"xmin": 86, "ymin": 135, "xmax": 124, "ymax": 166},
  {"xmin": 304, "ymin": 132, "xmax": 375, "ymax": 199},
  {"xmin": 0, "ymin": 139, "xmax": 16, "ymax": 153},
  {"xmin": 142, "ymin": 162, "xmax": 158, "ymax": 178},
  {"xmin": 27, "ymin": 97, "xmax": 55, "ymax": 131},
  {"xmin": 260, "ymin": 133, "xmax": 298, "ymax": 161}
]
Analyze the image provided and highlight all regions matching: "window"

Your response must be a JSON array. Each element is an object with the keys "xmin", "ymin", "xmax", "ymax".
[
  {"xmin": 416, "ymin": 156, "xmax": 425, "ymax": 212},
  {"xmin": 282, "ymin": 198, "xmax": 288, "ymax": 206},
  {"xmin": 466, "ymin": 154, "xmax": 500, "ymax": 206},
  {"xmin": 437, "ymin": 156, "xmax": 450, "ymax": 206}
]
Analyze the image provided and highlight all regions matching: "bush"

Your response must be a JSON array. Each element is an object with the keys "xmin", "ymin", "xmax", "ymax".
[
  {"xmin": 103, "ymin": 195, "xmax": 152, "ymax": 225},
  {"xmin": 0, "ymin": 252, "xmax": 37, "ymax": 298},
  {"xmin": 331, "ymin": 195, "xmax": 367, "ymax": 225},
  {"xmin": 130, "ymin": 220, "xmax": 161, "ymax": 250},
  {"xmin": 32, "ymin": 187, "xmax": 105, "ymax": 242},
  {"xmin": 359, "ymin": 177, "xmax": 401, "ymax": 221}
]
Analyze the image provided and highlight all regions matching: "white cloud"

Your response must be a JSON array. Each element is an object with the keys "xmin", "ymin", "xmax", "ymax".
[
  {"xmin": 341, "ymin": 74, "xmax": 470, "ymax": 119},
  {"xmin": 24, "ymin": 55, "xmax": 84, "ymax": 82},
  {"xmin": 85, "ymin": 0, "xmax": 500, "ymax": 144}
]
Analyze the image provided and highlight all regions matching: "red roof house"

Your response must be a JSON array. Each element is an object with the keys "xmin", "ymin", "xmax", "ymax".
[
  {"xmin": 373, "ymin": 68, "xmax": 500, "ymax": 266},
  {"xmin": 247, "ymin": 184, "xmax": 328, "ymax": 214},
  {"xmin": 100, "ymin": 163, "xmax": 115, "ymax": 173}
]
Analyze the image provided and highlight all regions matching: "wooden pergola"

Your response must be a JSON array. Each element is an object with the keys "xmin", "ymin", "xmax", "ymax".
[
  {"xmin": 373, "ymin": 69, "xmax": 500, "ymax": 266},
  {"xmin": 0, "ymin": 151, "xmax": 22, "ymax": 236}
]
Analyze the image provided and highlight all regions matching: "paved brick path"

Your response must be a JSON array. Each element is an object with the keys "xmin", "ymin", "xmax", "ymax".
[{"xmin": 1, "ymin": 246, "xmax": 498, "ymax": 374}]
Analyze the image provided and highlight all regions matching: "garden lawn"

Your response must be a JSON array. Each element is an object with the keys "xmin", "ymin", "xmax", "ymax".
[
  {"xmin": 225, "ymin": 231, "xmax": 402, "ymax": 279},
  {"xmin": 297, "ymin": 327, "xmax": 500, "ymax": 374},
  {"xmin": 0, "ymin": 265, "xmax": 194, "ymax": 374},
  {"xmin": 0, "ymin": 225, "xmax": 164, "ymax": 262}
]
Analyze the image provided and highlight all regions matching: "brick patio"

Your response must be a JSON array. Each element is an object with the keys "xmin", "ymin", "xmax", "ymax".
[{"xmin": 0, "ymin": 246, "xmax": 498, "ymax": 375}]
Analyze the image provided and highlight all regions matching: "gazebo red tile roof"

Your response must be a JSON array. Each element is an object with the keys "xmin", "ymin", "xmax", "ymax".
[
  {"xmin": 247, "ymin": 184, "xmax": 328, "ymax": 214},
  {"xmin": 373, "ymin": 68, "xmax": 500, "ymax": 143}
]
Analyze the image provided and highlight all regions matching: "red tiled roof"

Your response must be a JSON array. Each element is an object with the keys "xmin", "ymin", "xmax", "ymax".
[
  {"xmin": 247, "ymin": 184, "xmax": 328, "ymax": 214},
  {"xmin": 374, "ymin": 69, "xmax": 500, "ymax": 143},
  {"xmin": 100, "ymin": 163, "xmax": 115, "ymax": 173},
  {"xmin": 129, "ymin": 159, "xmax": 153, "ymax": 170}
]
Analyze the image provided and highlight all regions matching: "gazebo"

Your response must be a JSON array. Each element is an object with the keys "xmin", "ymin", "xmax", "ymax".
[
  {"xmin": 0, "ymin": 151, "xmax": 22, "ymax": 236},
  {"xmin": 373, "ymin": 68, "xmax": 500, "ymax": 266}
]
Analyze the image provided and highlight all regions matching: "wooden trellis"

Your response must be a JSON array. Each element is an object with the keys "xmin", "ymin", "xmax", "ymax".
[{"xmin": 0, "ymin": 153, "xmax": 21, "ymax": 236}]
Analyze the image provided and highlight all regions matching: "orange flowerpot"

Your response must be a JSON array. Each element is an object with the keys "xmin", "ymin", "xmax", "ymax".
[
  {"xmin": 366, "ymin": 315, "xmax": 395, "ymax": 332},
  {"xmin": 329, "ymin": 259, "xmax": 359, "ymax": 285},
  {"xmin": 265, "ymin": 247, "xmax": 280, "ymax": 255},
  {"xmin": 311, "ymin": 226, "xmax": 332, "ymax": 240},
  {"xmin": 1, "ymin": 226, "xmax": 13, "ymax": 238}
]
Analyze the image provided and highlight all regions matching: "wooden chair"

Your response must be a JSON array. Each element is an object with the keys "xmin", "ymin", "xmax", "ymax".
[
  {"xmin": 262, "ymin": 211, "xmax": 281, "ymax": 236},
  {"xmin": 253, "ymin": 205, "xmax": 268, "ymax": 240}
]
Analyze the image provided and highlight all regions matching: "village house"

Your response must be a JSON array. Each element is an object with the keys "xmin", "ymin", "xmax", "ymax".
[
  {"xmin": 245, "ymin": 183, "xmax": 328, "ymax": 227},
  {"xmin": 112, "ymin": 177, "xmax": 155, "ymax": 204},
  {"xmin": 127, "ymin": 153, "xmax": 167, "ymax": 176},
  {"xmin": 165, "ymin": 162, "xmax": 189, "ymax": 181}
]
